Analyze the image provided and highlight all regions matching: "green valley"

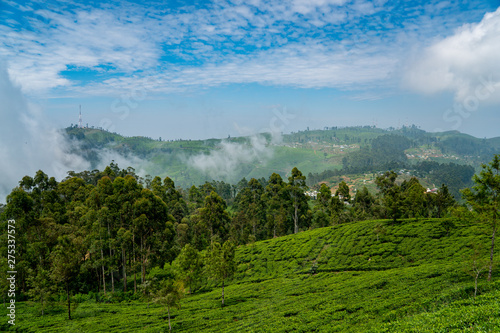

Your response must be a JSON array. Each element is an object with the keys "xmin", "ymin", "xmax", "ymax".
[{"xmin": 64, "ymin": 125, "xmax": 499, "ymax": 198}]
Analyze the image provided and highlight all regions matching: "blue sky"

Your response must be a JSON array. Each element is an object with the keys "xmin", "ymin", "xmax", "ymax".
[{"xmin": 1, "ymin": 0, "xmax": 500, "ymax": 140}]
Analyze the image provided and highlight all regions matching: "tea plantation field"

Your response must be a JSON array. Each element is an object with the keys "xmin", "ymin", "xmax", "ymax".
[{"xmin": 3, "ymin": 218, "xmax": 499, "ymax": 332}]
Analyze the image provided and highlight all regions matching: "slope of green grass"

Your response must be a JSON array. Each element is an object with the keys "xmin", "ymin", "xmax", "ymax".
[
  {"xmin": 4, "ymin": 218, "xmax": 499, "ymax": 332},
  {"xmin": 65, "ymin": 127, "xmax": 500, "ymax": 189},
  {"xmin": 247, "ymin": 146, "xmax": 342, "ymax": 180},
  {"xmin": 284, "ymin": 127, "xmax": 388, "ymax": 145},
  {"xmin": 380, "ymin": 290, "xmax": 500, "ymax": 332}
]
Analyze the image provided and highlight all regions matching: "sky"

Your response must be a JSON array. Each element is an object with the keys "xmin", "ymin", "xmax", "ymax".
[
  {"xmin": 1, "ymin": 0, "xmax": 500, "ymax": 141},
  {"xmin": 1, "ymin": 0, "xmax": 500, "ymax": 202}
]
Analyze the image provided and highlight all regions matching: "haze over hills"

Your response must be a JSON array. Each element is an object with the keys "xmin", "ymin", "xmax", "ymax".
[
  {"xmin": 1, "ymin": 123, "xmax": 496, "ymax": 205},
  {"xmin": 63, "ymin": 125, "xmax": 498, "ymax": 197}
]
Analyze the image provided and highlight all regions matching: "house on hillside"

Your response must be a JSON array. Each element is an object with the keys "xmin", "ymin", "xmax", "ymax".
[{"xmin": 305, "ymin": 190, "xmax": 318, "ymax": 199}]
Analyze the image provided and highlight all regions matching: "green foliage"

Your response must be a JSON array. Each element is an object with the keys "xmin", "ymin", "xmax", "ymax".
[
  {"xmin": 205, "ymin": 239, "xmax": 237, "ymax": 307},
  {"xmin": 154, "ymin": 278, "xmax": 185, "ymax": 332},
  {"xmin": 428, "ymin": 184, "xmax": 456, "ymax": 218},
  {"xmin": 376, "ymin": 171, "xmax": 403, "ymax": 222},
  {"xmin": 380, "ymin": 290, "xmax": 500, "ymax": 332},
  {"xmin": 344, "ymin": 134, "xmax": 411, "ymax": 172},
  {"xmin": 197, "ymin": 191, "xmax": 231, "ymax": 246},
  {"xmin": 233, "ymin": 178, "xmax": 266, "ymax": 242},
  {"xmin": 352, "ymin": 186, "xmax": 376, "ymax": 219},
  {"xmin": 288, "ymin": 167, "xmax": 309, "ymax": 233},
  {"xmin": 436, "ymin": 133, "xmax": 498, "ymax": 158},
  {"xmin": 3, "ymin": 217, "xmax": 499, "ymax": 332},
  {"xmin": 462, "ymin": 154, "xmax": 500, "ymax": 282},
  {"xmin": 174, "ymin": 244, "xmax": 203, "ymax": 294},
  {"xmin": 51, "ymin": 233, "xmax": 85, "ymax": 320},
  {"xmin": 415, "ymin": 161, "xmax": 475, "ymax": 199},
  {"xmin": 262, "ymin": 173, "xmax": 291, "ymax": 238},
  {"xmin": 336, "ymin": 181, "xmax": 351, "ymax": 202},
  {"xmin": 2, "ymin": 155, "xmax": 499, "ymax": 331}
]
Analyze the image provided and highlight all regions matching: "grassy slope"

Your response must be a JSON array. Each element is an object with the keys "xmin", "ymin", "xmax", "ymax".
[
  {"xmin": 65, "ymin": 127, "xmax": 499, "ymax": 188},
  {"xmin": 65, "ymin": 128, "xmax": 348, "ymax": 185},
  {"xmin": 5, "ymin": 218, "xmax": 499, "ymax": 332},
  {"xmin": 248, "ymin": 145, "xmax": 343, "ymax": 180}
]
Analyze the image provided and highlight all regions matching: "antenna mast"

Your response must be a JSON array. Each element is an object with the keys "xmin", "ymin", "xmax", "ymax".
[{"xmin": 78, "ymin": 105, "xmax": 83, "ymax": 128}]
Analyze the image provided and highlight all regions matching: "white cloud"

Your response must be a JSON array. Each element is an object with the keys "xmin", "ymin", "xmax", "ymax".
[
  {"xmin": 1, "ymin": 0, "xmax": 494, "ymax": 98},
  {"xmin": 1, "ymin": 0, "xmax": 393, "ymax": 95},
  {"xmin": 0, "ymin": 62, "xmax": 90, "ymax": 202},
  {"xmin": 93, "ymin": 149, "xmax": 150, "ymax": 179},
  {"xmin": 188, "ymin": 134, "xmax": 272, "ymax": 181},
  {"xmin": 0, "ymin": 60, "xmax": 152, "ymax": 203},
  {"xmin": 404, "ymin": 7, "xmax": 500, "ymax": 103},
  {"xmin": 81, "ymin": 40, "xmax": 397, "ymax": 96},
  {"xmin": 1, "ymin": 5, "xmax": 161, "ymax": 93},
  {"xmin": 292, "ymin": 0, "xmax": 348, "ymax": 15}
]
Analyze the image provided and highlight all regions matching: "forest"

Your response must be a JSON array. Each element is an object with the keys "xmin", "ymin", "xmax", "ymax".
[{"xmin": 0, "ymin": 154, "xmax": 499, "ymax": 332}]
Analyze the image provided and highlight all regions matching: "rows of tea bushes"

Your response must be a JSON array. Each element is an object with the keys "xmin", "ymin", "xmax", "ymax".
[
  {"xmin": 380, "ymin": 288, "xmax": 500, "ymax": 332},
  {"xmin": 234, "ymin": 218, "xmax": 488, "ymax": 281},
  {"xmin": 3, "ymin": 217, "xmax": 498, "ymax": 332}
]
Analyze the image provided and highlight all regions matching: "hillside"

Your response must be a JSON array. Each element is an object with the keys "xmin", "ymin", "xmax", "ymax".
[
  {"xmin": 64, "ymin": 125, "xmax": 498, "ymax": 199},
  {"xmin": 6, "ymin": 218, "xmax": 499, "ymax": 332}
]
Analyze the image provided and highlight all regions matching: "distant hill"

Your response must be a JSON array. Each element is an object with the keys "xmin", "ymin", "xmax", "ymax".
[{"xmin": 64, "ymin": 125, "xmax": 499, "ymax": 195}]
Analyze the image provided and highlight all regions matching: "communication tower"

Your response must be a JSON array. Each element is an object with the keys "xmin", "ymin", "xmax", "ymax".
[{"xmin": 78, "ymin": 105, "xmax": 83, "ymax": 128}]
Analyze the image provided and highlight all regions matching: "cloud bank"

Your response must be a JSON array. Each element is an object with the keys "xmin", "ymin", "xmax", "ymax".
[
  {"xmin": 0, "ymin": 62, "xmax": 90, "ymax": 202},
  {"xmin": 0, "ymin": 62, "xmax": 150, "ymax": 203},
  {"xmin": 405, "ymin": 7, "xmax": 500, "ymax": 103}
]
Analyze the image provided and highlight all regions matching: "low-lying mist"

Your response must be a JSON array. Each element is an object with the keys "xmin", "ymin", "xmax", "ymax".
[
  {"xmin": 187, "ymin": 133, "xmax": 277, "ymax": 182},
  {"xmin": 0, "ymin": 63, "xmax": 148, "ymax": 204}
]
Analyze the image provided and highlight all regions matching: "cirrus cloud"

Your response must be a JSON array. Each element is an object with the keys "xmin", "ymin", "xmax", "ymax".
[{"xmin": 0, "ymin": 0, "xmax": 497, "ymax": 99}]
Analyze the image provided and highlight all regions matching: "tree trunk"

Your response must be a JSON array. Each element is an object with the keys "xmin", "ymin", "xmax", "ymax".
[
  {"xmin": 122, "ymin": 247, "xmax": 127, "ymax": 292},
  {"xmin": 475, "ymin": 272, "xmax": 479, "ymax": 298},
  {"xmin": 294, "ymin": 205, "xmax": 299, "ymax": 234},
  {"xmin": 142, "ymin": 260, "xmax": 146, "ymax": 289},
  {"xmin": 66, "ymin": 281, "xmax": 71, "ymax": 320},
  {"xmin": 488, "ymin": 224, "xmax": 496, "ymax": 282},
  {"xmin": 221, "ymin": 279, "xmax": 225, "ymax": 307},
  {"xmin": 101, "ymin": 248, "xmax": 106, "ymax": 295},
  {"xmin": 168, "ymin": 306, "xmax": 172, "ymax": 332},
  {"xmin": 111, "ymin": 269, "xmax": 115, "ymax": 293},
  {"xmin": 21, "ymin": 271, "xmax": 26, "ymax": 294},
  {"xmin": 142, "ymin": 245, "xmax": 149, "ymax": 289},
  {"xmin": 140, "ymin": 238, "xmax": 144, "ymax": 286},
  {"xmin": 133, "ymin": 233, "xmax": 137, "ymax": 293},
  {"xmin": 142, "ymin": 260, "xmax": 146, "ymax": 293},
  {"xmin": 96, "ymin": 267, "xmax": 101, "ymax": 293},
  {"xmin": 109, "ymin": 224, "xmax": 114, "ymax": 293}
]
